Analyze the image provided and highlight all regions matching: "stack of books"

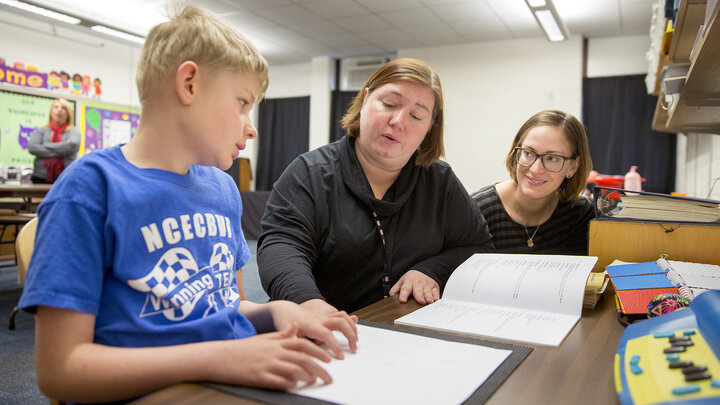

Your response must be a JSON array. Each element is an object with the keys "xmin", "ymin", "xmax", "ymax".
[
  {"xmin": 595, "ymin": 187, "xmax": 720, "ymax": 223},
  {"xmin": 584, "ymin": 270, "xmax": 609, "ymax": 309}
]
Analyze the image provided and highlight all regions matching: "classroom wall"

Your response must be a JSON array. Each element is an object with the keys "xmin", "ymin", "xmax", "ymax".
[{"xmin": 586, "ymin": 34, "xmax": 650, "ymax": 78}]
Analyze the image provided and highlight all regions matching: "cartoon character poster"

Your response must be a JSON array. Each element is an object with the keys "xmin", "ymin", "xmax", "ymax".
[
  {"xmin": 80, "ymin": 102, "xmax": 140, "ymax": 155},
  {"xmin": 0, "ymin": 89, "xmax": 59, "ymax": 167}
]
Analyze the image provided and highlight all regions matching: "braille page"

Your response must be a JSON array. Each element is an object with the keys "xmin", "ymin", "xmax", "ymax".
[{"xmin": 291, "ymin": 324, "xmax": 512, "ymax": 405}]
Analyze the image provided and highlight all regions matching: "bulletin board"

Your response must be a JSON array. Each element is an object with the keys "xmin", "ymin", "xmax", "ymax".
[
  {"xmin": 0, "ymin": 89, "xmax": 60, "ymax": 167},
  {"xmin": 79, "ymin": 101, "xmax": 140, "ymax": 156}
]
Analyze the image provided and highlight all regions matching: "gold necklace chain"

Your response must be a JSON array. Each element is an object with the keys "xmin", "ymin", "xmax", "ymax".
[{"xmin": 515, "ymin": 198, "xmax": 552, "ymax": 248}]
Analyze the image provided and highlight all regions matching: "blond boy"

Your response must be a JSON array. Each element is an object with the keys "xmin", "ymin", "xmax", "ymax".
[{"xmin": 19, "ymin": 5, "xmax": 357, "ymax": 403}]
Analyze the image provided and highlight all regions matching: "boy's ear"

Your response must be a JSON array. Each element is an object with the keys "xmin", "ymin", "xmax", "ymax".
[{"xmin": 175, "ymin": 61, "xmax": 199, "ymax": 106}]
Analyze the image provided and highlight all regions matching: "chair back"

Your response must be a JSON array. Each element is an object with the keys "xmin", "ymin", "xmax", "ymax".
[{"xmin": 16, "ymin": 216, "xmax": 38, "ymax": 284}]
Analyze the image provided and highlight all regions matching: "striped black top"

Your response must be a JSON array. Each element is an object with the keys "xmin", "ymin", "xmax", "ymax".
[{"xmin": 472, "ymin": 185, "xmax": 596, "ymax": 255}]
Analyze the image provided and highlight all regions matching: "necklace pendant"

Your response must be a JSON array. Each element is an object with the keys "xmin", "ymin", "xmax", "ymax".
[{"xmin": 527, "ymin": 239, "xmax": 534, "ymax": 247}]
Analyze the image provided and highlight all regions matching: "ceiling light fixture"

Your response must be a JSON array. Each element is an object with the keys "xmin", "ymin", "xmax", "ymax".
[
  {"xmin": 524, "ymin": 0, "xmax": 568, "ymax": 42},
  {"xmin": 90, "ymin": 25, "xmax": 145, "ymax": 44},
  {"xmin": 0, "ymin": 0, "xmax": 81, "ymax": 24}
]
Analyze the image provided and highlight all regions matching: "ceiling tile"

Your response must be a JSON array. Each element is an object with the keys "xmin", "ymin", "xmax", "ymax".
[
  {"xmin": 487, "ymin": 0, "xmax": 540, "ymax": 38},
  {"xmin": 301, "ymin": 0, "xmax": 369, "ymax": 19},
  {"xmin": 451, "ymin": 18, "xmax": 510, "ymax": 35},
  {"xmin": 401, "ymin": 22, "xmax": 458, "ymax": 39},
  {"xmin": 354, "ymin": 0, "xmax": 426, "ymax": 12},
  {"xmin": 419, "ymin": 0, "xmax": 475, "ymax": 5},
  {"xmin": 254, "ymin": 4, "xmax": 322, "ymax": 25},
  {"xmin": 620, "ymin": 0, "xmax": 655, "ymax": 35},
  {"xmin": 229, "ymin": 0, "xmax": 292, "ymax": 10},
  {"xmin": 223, "ymin": 11, "xmax": 278, "ymax": 30},
  {"xmin": 555, "ymin": 0, "xmax": 621, "ymax": 37},
  {"xmin": 357, "ymin": 28, "xmax": 413, "ymax": 43},
  {"xmin": 371, "ymin": 37, "xmax": 422, "ymax": 49},
  {"xmin": 335, "ymin": 14, "xmax": 393, "ymax": 32},
  {"xmin": 337, "ymin": 44, "xmax": 391, "ymax": 57},
  {"xmin": 382, "ymin": 8, "xmax": 443, "ymax": 27},
  {"xmin": 194, "ymin": 0, "xmax": 243, "ymax": 14},
  {"xmin": 289, "ymin": 20, "xmax": 354, "ymax": 38},
  {"xmin": 317, "ymin": 33, "xmax": 371, "ymax": 48},
  {"xmin": 431, "ymin": 1, "xmax": 496, "ymax": 23},
  {"xmin": 415, "ymin": 34, "xmax": 467, "ymax": 46},
  {"xmin": 458, "ymin": 29, "xmax": 516, "ymax": 42}
]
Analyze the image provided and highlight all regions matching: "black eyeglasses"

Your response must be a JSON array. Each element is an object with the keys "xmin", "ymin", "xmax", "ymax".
[{"xmin": 514, "ymin": 147, "xmax": 575, "ymax": 172}]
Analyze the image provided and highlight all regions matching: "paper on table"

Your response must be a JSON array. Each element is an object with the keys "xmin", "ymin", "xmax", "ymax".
[
  {"xmin": 395, "ymin": 254, "xmax": 597, "ymax": 346},
  {"xmin": 291, "ymin": 324, "xmax": 512, "ymax": 405}
]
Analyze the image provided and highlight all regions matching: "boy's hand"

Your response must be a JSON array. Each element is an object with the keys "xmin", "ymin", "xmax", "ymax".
[
  {"xmin": 273, "ymin": 301, "xmax": 358, "ymax": 359},
  {"xmin": 389, "ymin": 269, "xmax": 440, "ymax": 305},
  {"xmin": 218, "ymin": 323, "xmax": 334, "ymax": 390},
  {"xmin": 299, "ymin": 298, "xmax": 339, "ymax": 316}
]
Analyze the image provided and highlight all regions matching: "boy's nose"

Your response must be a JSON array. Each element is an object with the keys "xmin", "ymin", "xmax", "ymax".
[{"xmin": 245, "ymin": 124, "xmax": 258, "ymax": 139}]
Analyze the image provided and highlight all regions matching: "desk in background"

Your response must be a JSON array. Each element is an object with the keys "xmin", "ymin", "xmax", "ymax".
[
  {"xmin": 131, "ymin": 292, "xmax": 625, "ymax": 405},
  {"xmin": 0, "ymin": 183, "xmax": 52, "ymax": 212},
  {"xmin": 0, "ymin": 184, "xmax": 50, "ymax": 259}
]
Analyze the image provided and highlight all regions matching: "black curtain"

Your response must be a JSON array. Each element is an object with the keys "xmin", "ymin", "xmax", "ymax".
[
  {"xmin": 330, "ymin": 90, "xmax": 357, "ymax": 143},
  {"xmin": 582, "ymin": 75, "xmax": 677, "ymax": 194},
  {"xmin": 256, "ymin": 96, "xmax": 310, "ymax": 191}
]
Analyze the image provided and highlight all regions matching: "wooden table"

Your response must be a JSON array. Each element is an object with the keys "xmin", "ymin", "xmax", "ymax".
[
  {"xmin": 0, "ymin": 183, "xmax": 52, "ymax": 212},
  {"xmin": 132, "ymin": 292, "xmax": 625, "ymax": 405}
]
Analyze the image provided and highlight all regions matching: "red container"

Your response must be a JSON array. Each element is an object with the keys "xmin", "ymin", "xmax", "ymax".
[
  {"xmin": 594, "ymin": 175, "xmax": 625, "ymax": 189},
  {"xmin": 592, "ymin": 175, "xmax": 626, "ymax": 200}
]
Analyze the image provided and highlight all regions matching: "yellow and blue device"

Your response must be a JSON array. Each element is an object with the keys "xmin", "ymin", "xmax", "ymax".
[{"xmin": 614, "ymin": 290, "xmax": 720, "ymax": 404}]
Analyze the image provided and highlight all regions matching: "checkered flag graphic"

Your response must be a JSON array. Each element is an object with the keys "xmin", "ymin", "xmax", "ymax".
[
  {"xmin": 209, "ymin": 242, "xmax": 234, "ymax": 272},
  {"xmin": 129, "ymin": 247, "xmax": 199, "ymax": 298}
]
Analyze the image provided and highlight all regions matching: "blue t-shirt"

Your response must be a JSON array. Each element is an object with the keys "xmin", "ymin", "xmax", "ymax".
[{"xmin": 19, "ymin": 146, "xmax": 256, "ymax": 347}]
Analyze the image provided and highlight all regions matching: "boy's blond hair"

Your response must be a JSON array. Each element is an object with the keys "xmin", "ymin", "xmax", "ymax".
[{"xmin": 136, "ymin": 3, "xmax": 269, "ymax": 105}]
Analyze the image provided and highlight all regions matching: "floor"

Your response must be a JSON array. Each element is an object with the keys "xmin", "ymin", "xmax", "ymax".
[{"xmin": 0, "ymin": 240, "xmax": 268, "ymax": 404}]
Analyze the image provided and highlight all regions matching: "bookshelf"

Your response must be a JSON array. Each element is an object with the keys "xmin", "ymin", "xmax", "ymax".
[{"xmin": 651, "ymin": 0, "xmax": 720, "ymax": 134}]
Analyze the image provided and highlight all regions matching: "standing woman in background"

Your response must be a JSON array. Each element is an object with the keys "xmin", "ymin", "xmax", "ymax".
[
  {"xmin": 472, "ymin": 110, "xmax": 595, "ymax": 255},
  {"xmin": 28, "ymin": 98, "xmax": 81, "ymax": 184}
]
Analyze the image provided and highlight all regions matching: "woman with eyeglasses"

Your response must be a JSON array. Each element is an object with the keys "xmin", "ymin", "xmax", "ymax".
[{"xmin": 471, "ymin": 110, "xmax": 595, "ymax": 255}]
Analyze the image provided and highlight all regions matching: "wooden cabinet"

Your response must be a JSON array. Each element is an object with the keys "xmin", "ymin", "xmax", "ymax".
[
  {"xmin": 588, "ymin": 219, "xmax": 720, "ymax": 272},
  {"xmin": 651, "ymin": 0, "xmax": 720, "ymax": 134}
]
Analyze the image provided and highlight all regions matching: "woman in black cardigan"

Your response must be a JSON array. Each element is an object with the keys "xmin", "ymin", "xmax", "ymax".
[{"xmin": 258, "ymin": 58, "xmax": 494, "ymax": 314}]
